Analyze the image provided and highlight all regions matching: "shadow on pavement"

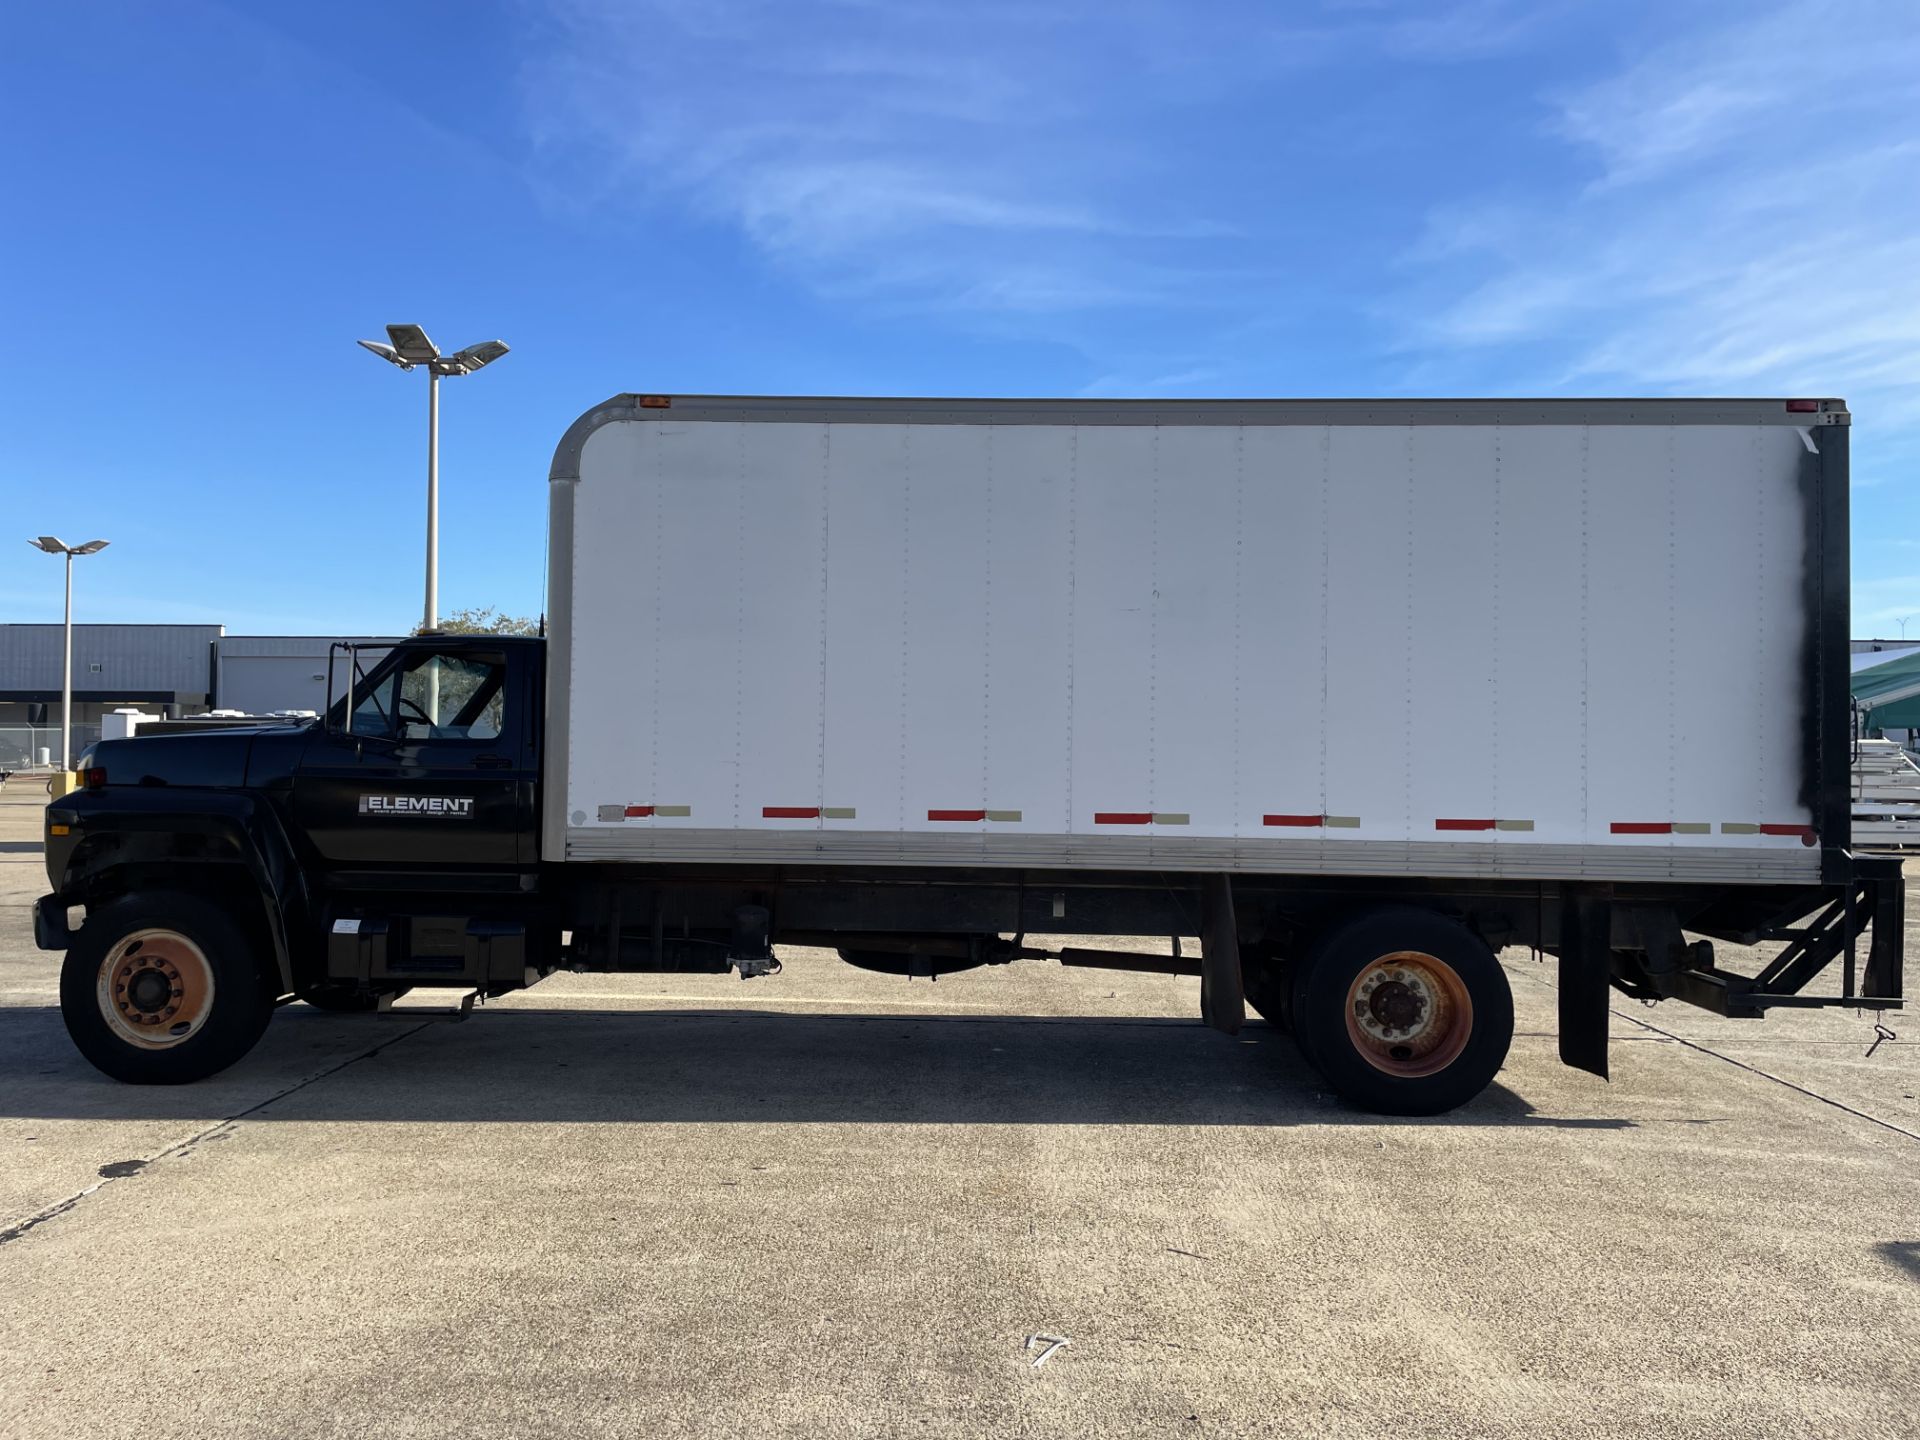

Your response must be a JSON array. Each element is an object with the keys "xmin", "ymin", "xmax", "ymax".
[
  {"xmin": 0, "ymin": 1003, "xmax": 1633, "ymax": 1130},
  {"xmin": 1878, "ymin": 1241, "xmax": 1920, "ymax": 1281}
]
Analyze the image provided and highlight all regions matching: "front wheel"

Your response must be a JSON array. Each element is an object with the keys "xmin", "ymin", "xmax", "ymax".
[
  {"xmin": 60, "ymin": 893, "xmax": 276, "ymax": 1084},
  {"xmin": 1290, "ymin": 907, "xmax": 1513, "ymax": 1115}
]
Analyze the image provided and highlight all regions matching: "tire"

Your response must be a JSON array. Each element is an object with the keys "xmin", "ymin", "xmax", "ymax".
[
  {"xmin": 60, "ymin": 892, "xmax": 276, "ymax": 1084},
  {"xmin": 1290, "ymin": 907, "xmax": 1513, "ymax": 1116},
  {"xmin": 298, "ymin": 983, "xmax": 409, "ymax": 1013}
]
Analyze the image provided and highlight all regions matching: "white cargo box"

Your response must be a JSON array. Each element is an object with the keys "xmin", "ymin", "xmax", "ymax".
[{"xmin": 546, "ymin": 396, "xmax": 1851, "ymax": 884}]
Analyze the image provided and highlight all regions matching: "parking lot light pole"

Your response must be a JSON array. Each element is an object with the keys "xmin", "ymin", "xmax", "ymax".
[
  {"xmin": 29, "ymin": 537, "xmax": 111, "ymax": 770},
  {"xmin": 356, "ymin": 326, "xmax": 510, "ymax": 636}
]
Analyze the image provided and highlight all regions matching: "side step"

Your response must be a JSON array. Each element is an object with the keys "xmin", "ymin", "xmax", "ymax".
[{"xmin": 375, "ymin": 989, "xmax": 480, "ymax": 1023}]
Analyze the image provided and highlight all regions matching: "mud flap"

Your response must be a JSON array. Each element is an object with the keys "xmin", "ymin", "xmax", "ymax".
[
  {"xmin": 1200, "ymin": 873, "xmax": 1245, "ymax": 1035},
  {"xmin": 1558, "ymin": 888, "xmax": 1611, "ymax": 1080},
  {"xmin": 1860, "ymin": 855, "xmax": 1905, "ymax": 1003},
  {"xmin": 33, "ymin": 894, "xmax": 72, "ymax": 951}
]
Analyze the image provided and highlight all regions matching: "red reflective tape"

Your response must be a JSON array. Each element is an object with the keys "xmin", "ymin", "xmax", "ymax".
[
  {"xmin": 927, "ymin": 809, "xmax": 987, "ymax": 822},
  {"xmin": 623, "ymin": 805, "xmax": 653, "ymax": 818},
  {"xmin": 1436, "ymin": 818, "xmax": 1496, "ymax": 831},
  {"xmin": 1094, "ymin": 812, "xmax": 1153, "ymax": 825},
  {"xmin": 1611, "ymin": 822, "xmax": 1671, "ymax": 835},
  {"xmin": 1760, "ymin": 823, "xmax": 1816, "ymax": 842},
  {"xmin": 1264, "ymin": 814, "xmax": 1325, "ymax": 827},
  {"xmin": 762, "ymin": 806, "xmax": 819, "ymax": 819}
]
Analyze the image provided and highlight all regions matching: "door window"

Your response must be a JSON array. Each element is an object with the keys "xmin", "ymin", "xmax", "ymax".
[{"xmin": 349, "ymin": 651, "xmax": 506, "ymax": 742}]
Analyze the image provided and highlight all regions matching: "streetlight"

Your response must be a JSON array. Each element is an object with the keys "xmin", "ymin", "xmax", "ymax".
[
  {"xmin": 29, "ymin": 536, "xmax": 110, "ymax": 771},
  {"xmin": 357, "ymin": 324, "xmax": 509, "ymax": 635}
]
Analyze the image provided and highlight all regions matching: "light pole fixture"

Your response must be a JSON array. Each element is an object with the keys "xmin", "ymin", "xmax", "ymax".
[
  {"xmin": 357, "ymin": 324, "xmax": 510, "ymax": 635},
  {"xmin": 29, "ymin": 536, "xmax": 111, "ymax": 771}
]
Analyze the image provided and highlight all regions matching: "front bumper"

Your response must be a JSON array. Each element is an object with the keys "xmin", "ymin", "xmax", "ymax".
[{"xmin": 33, "ymin": 894, "xmax": 72, "ymax": 952}]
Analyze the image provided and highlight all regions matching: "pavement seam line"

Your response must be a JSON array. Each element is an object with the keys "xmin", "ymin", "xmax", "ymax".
[
  {"xmin": 1605, "ymin": 1005, "xmax": 1920, "ymax": 1145},
  {"xmin": 0, "ymin": 1019, "xmax": 436, "ymax": 1248},
  {"xmin": 1502, "ymin": 958, "xmax": 1919, "ymax": 1144}
]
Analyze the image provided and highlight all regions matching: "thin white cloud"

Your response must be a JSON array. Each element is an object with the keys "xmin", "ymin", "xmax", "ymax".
[
  {"xmin": 1554, "ymin": 1, "xmax": 1920, "ymax": 188},
  {"xmin": 523, "ymin": 0, "xmax": 1187, "ymax": 310},
  {"xmin": 521, "ymin": 0, "xmax": 1534, "ymax": 317},
  {"xmin": 1076, "ymin": 367, "xmax": 1219, "ymax": 398},
  {"xmin": 1377, "ymin": 0, "xmax": 1570, "ymax": 59},
  {"xmin": 1280, "ymin": 0, "xmax": 1564, "ymax": 62},
  {"xmin": 1401, "ymin": 2, "xmax": 1920, "ymax": 439}
]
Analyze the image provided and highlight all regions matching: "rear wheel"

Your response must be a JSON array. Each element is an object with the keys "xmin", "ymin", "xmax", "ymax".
[
  {"xmin": 1290, "ymin": 908, "xmax": 1513, "ymax": 1115},
  {"xmin": 61, "ymin": 893, "xmax": 276, "ymax": 1084}
]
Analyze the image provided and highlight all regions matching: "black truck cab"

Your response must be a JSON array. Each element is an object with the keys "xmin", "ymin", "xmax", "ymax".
[{"xmin": 38, "ymin": 636, "xmax": 552, "ymax": 1083}]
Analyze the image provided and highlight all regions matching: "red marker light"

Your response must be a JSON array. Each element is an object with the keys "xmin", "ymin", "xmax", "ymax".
[
  {"xmin": 639, "ymin": 395, "xmax": 672, "ymax": 409},
  {"xmin": 84, "ymin": 766, "xmax": 108, "ymax": 789},
  {"xmin": 1784, "ymin": 400, "xmax": 1821, "ymax": 413}
]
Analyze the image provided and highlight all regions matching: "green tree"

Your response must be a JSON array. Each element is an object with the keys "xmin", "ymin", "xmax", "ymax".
[{"xmin": 412, "ymin": 606, "xmax": 541, "ymax": 637}]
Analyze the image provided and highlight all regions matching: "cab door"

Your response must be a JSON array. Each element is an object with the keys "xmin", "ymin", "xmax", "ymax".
[{"xmin": 293, "ymin": 643, "xmax": 532, "ymax": 870}]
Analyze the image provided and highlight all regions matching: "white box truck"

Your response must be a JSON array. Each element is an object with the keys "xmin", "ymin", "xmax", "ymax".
[{"xmin": 38, "ymin": 394, "xmax": 1903, "ymax": 1113}]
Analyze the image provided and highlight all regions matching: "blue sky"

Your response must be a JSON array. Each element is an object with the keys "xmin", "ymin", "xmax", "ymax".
[{"xmin": 4, "ymin": 0, "xmax": 1918, "ymax": 635}]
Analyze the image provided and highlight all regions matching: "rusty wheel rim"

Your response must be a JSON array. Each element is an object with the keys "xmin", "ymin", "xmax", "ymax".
[
  {"xmin": 96, "ymin": 929, "xmax": 215, "ymax": 1050},
  {"xmin": 1344, "ymin": 950, "xmax": 1473, "ymax": 1078}
]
